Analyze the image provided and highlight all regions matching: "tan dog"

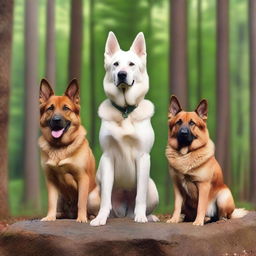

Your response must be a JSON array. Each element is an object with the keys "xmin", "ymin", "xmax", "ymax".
[
  {"xmin": 39, "ymin": 78, "xmax": 100, "ymax": 222},
  {"xmin": 166, "ymin": 96, "xmax": 247, "ymax": 226}
]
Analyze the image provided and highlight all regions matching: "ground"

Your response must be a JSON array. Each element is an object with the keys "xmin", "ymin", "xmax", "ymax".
[{"xmin": 0, "ymin": 212, "xmax": 256, "ymax": 256}]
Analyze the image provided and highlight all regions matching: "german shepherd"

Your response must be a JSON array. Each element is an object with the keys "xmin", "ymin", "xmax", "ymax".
[
  {"xmin": 166, "ymin": 96, "xmax": 247, "ymax": 225},
  {"xmin": 39, "ymin": 78, "xmax": 100, "ymax": 222}
]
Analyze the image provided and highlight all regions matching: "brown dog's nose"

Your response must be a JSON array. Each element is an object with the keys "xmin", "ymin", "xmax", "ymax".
[
  {"xmin": 52, "ymin": 115, "xmax": 61, "ymax": 122},
  {"xmin": 180, "ymin": 127, "xmax": 189, "ymax": 136}
]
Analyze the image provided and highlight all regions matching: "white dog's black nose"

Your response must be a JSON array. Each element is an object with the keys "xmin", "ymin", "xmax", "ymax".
[{"xmin": 118, "ymin": 71, "xmax": 127, "ymax": 81}]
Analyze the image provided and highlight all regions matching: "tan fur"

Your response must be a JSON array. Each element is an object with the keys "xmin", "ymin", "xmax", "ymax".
[
  {"xmin": 166, "ymin": 96, "xmax": 245, "ymax": 226},
  {"xmin": 39, "ymin": 79, "xmax": 100, "ymax": 223}
]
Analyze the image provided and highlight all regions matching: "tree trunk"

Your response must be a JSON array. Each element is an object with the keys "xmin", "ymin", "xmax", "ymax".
[
  {"xmin": 170, "ymin": 0, "xmax": 188, "ymax": 108},
  {"xmin": 167, "ymin": 0, "xmax": 188, "ymax": 205},
  {"xmin": 68, "ymin": 0, "xmax": 83, "ymax": 82},
  {"xmin": 235, "ymin": 24, "xmax": 245, "ymax": 200},
  {"xmin": 215, "ymin": 0, "xmax": 230, "ymax": 184},
  {"xmin": 89, "ymin": 0, "xmax": 96, "ymax": 149},
  {"xmin": 249, "ymin": 0, "xmax": 256, "ymax": 204},
  {"xmin": 197, "ymin": 0, "xmax": 202, "ymax": 101},
  {"xmin": 0, "ymin": 0, "xmax": 14, "ymax": 218},
  {"xmin": 24, "ymin": 0, "xmax": 40, "ymax": 209},
  {"xmin": 45, "ymin": 0, "xmax": 55, "ymax": 86}
]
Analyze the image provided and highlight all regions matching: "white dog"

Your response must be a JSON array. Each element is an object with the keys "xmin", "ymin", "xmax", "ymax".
[{"xmin": 90, "ymin": 32, "xmax": 159, "ymax": 226}]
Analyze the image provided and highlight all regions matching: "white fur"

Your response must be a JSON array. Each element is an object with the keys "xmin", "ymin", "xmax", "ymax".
[
  {"xmin": 231, "ymin": 208, "xmax": 248, "ymax": 219},
  {"xmin": 90, "ymin": 32, "xmax": 159, "ymax": 226},
  {"xmin": 206, "ymin": 201, "xmax": 217, "ymax": 218}
]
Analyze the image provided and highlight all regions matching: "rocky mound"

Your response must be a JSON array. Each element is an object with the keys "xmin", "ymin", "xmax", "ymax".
[{"xmin": 0, "ymin": 212, "xmax": 256, "ymax": 256}]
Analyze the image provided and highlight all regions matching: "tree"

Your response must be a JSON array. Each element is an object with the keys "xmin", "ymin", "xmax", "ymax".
[
  {"xmin": 215, "ymin": 0, "xmax": 230, "ymax": 184},
  {"xmin": 0, "ymin": 0, "xmax": 14, "ymax": 217},
  {"xmin": 196, "ymin": 0, "xmax": 202, "ymax": 101},
  {"xmin": 166, "ymin": 0, "xmax": 188, "ymax": 205},
  {"xmin": 249, "ymin": 0, "xmax": 256, "ymax": 203},
  {"xmin": 68, "ymin": 0, "xmax": 83, "ymax": 81},
  {"xmin": 45, "ymin": 0, "xmax": 55, "ymax": 86},
  {"xmin": 170, "ymin": 0, "xmax": 188, "ymax": 108},
  {"xmin": 24, "ymin": 0, "xmax": 40, "ymax": 209},
  {"xmin": 89, "ymin": 0, "xmax": 96, "ymax": 148}
]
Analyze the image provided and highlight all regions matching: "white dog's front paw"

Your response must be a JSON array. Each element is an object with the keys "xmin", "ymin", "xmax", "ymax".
[
  {"xmin": 147, "ymin": 214, "xmax": 160, "ymax": 222},
  {"xmin": 90, "ymin": 214, "xmax": 108, "ymax": 226},
  {"xmin": 134, "ymin": 213, "xmax": 148, "ymax": 223}
]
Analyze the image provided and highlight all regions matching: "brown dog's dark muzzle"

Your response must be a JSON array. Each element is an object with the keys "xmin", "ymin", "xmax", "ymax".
[
  {"xmin": 49, "ymin": 115, "xmax": 71, "ymax": 139},
  {"xmin": 177, "ymin": 126, "xmax": 195, "ymax": 148},
  {"xmin": 50, "ymin": 115, "xmax": 66, "ymax": 131}
]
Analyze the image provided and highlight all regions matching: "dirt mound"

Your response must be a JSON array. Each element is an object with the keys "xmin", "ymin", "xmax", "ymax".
[{"xmin": 0, "ymin": 212, "xmax": 256, "ymax": 256}]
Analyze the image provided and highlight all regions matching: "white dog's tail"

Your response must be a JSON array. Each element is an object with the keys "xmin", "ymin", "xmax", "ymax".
[{"xmin": 231, "ymin": 208, "xmax": 248, "ymax": 219}]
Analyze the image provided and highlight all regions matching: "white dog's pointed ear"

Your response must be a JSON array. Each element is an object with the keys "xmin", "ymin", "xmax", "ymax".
[
  {"xmin": 105, "ymin": 31, "xmax": 120, "ymax": 56},
  {"xmin": 130, "ymin": 32, "xmax": 146, "ymax": 57}
]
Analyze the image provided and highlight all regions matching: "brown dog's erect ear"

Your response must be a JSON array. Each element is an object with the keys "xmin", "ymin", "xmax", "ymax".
[
  {"xmin": 39, "ymin": 79, "xmax": 54, "ymax": 104},
  {"xmin": 169, "ymin": 95, "xmax": 182, "ymax": 117},
  {"xmin": 105, "ymin": 31, "xmax": 120, "ymax": 56},
  {"xmin": 195, "ymin": 99, "xmax": 208, "ymax": 120},
  {"xmin": 65, "ymin": 78, "xmax": 80, "ymax": 105},
  {"xmin": 130, "ymin": 32, "xmax": 146, "ymax": 57}
]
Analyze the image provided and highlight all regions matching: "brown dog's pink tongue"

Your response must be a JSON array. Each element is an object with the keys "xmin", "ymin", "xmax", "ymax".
[{"xmin": 51, "ymin": 128, "xmax": 64, "ymax": 138}]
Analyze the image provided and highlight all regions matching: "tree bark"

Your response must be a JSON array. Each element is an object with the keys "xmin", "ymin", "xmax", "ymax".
[
  {"xmin": 167, "ymin": 0, "xmax": 188, "ymax": 205},
  {"xmin": 89, "ymin": 0, "xmax": 96, "ymax": 149},
  {"xmin": 197, "ymin": 0, "xmax": 202, "ymax": 101},
  {"xmin": 45, "ymin": 0, "xmax": 55, "ymax": 86},
  {"xmin": 0, "ymin": 0, "xmax": 14, "ymax": 217},
  {"xmin": 24, "ymin": 0, "xmax": 40, "ymax": 209},
  {"xmin": 215, "ymin": 0, "xmax": 230, "ymax": 184},
  {"xmin": 170, "ymin": 0, "xmax": 188, "ymax": 108},
  {"xmin": 249, "ymin": 0, "xmax": 256, "ymax": 204},
  {"xmin": 68, "ymin": 0, "xmax": 83, "ymax": 82}
]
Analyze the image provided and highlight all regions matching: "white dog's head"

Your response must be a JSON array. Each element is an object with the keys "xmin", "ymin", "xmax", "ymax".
[{"xmin": 103, "ymin": 32, "xmax": 149, "ymax": 107}]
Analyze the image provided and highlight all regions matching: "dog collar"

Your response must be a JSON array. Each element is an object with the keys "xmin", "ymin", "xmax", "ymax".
[{"xmin": 111, "ymin": 101, "xmax": 137, "ymax": 118}]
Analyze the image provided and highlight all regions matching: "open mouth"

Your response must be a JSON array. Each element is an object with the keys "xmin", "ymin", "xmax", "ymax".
[
  {"xmin": 117, "ymin": 80, "xmax": 135, "ymax": 88},
  {"xmin": 51, "ymin": 122, "xmax": 71, "ymax": 139}
]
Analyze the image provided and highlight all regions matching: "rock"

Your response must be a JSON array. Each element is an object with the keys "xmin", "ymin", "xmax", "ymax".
[{"xmin": 0, "ymin": 212, "xmax": 256, "ymax": 256}]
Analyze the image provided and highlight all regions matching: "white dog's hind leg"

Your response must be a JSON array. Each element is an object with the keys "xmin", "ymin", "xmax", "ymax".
[
  {"xmin": 87, "ymin": 185, "xmax": 100, "ymax": 216},
  {"xmin": 90, "ymin": 154, "xmax": 114, "ymax": 226},
  {"xmin": 146, "ymin": 178, "xmax": 159, "ymax": 222}
]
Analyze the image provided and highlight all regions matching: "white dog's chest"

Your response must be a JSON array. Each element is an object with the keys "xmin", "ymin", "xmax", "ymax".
[{"xmin": 99, "ymin": 115, "xmax": 154, "ymax": 190}]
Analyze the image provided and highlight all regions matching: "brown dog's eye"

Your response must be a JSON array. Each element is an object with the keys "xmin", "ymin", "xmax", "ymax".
[
  {"xmin": 63, "ymin": 105, "xmax": 70, "ymax": 111},
  {"xmin": 129, "ymin": 62, "xmax": 135, "ymax": 66},
  {"xmin": 113, "ymin": 62, "xmax": 119, "ymax": 67},
  {"xmin": 46, "ymin": 105, "xmax": 54, "ymax": 111},
  {"xmin": 189, "ymin": 120, "xmax": 195, "ymax": 126},
  {"xmin": 175, "ymin": 119, "xmax": 182, "ymax": 126}
]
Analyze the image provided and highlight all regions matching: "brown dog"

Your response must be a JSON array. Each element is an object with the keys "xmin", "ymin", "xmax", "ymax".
[
  {"xmin": 166, "ymin": 96, "xmax": 247, "ymax": 225},
  {"xmin": 39, "ymin": 78, "xmax": 100, "ymax": 222}
]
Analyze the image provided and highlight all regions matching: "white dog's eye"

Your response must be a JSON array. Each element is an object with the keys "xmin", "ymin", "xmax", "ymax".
[
  {"xmin": 113, "ymin": 62, "xmax": 119, "ymax": 67},
  {"xmin": 129, "ymin": 62, "xmax": 135, "ymax": 66}
]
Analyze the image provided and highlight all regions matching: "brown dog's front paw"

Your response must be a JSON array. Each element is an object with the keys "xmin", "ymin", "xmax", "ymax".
[
  {"xmin": 76, "ymin": 215, "xmax": 88, "ymax": 223},
  {"xmin": 193, "ymin": 218, "xmax": 204, "ymax": 226},
  {"xmin": 41, "ymin": 215, "xmax": 56, "ymax": 221},
  {"xmin": 166, "ymin": 216, "xmax": 180, "ymax": 223}
]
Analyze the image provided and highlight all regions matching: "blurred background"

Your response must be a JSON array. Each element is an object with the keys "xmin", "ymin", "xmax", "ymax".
[{"xmin": 0, "ymin": 0, "xmax": 255, "ymax": 218}]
